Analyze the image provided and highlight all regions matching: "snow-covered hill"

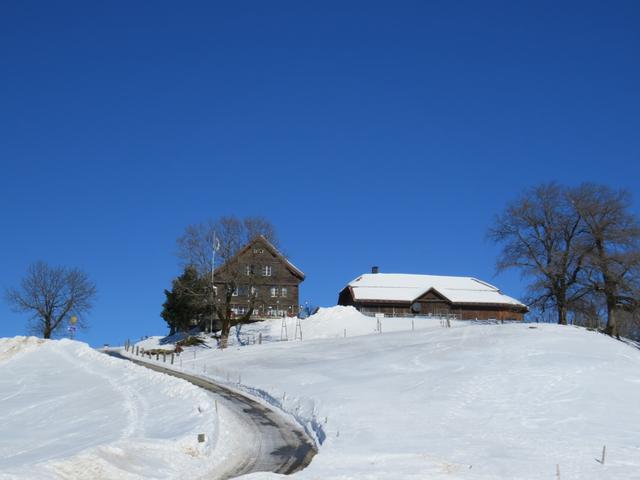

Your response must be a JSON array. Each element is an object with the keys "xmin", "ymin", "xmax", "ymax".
[
  {"xmin": 0, "ymin": 337, "xmax": 217, "ymax": 479},
  {"xmin": 136, "ymin": 307, "xmax": 640, "ymax": 479},
  {"xmin": 4, "ymin": 306, "xmax": 640, "ymax": 479}
]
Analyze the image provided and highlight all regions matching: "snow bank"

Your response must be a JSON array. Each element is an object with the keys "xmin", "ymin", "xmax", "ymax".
[
  {"xmin": 287, "ymin": 305, "xmax": 444, "ymax": 339},
  {"xmin": 0, "ymin": 336, "xmax": 46, "ymax": 363},
  {"xmin": 188, "ymin": 306, "xmax": 444, "ymax": 347},
  {"xmin": 134, "ymin": 335, "xmax": 177, "ymax": 352},
  {"xmin": 0, "ymin": 337, "xmax": 218, "ymax": 479},
  {"xmin": 135, "ymin": 307, "xmax": 447, "ymax": 353}
]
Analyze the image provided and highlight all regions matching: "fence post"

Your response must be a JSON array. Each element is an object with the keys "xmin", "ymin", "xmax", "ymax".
[
  {"xmin": 258, "ymin": 333, "xmax": 262, "ymax": 344},
  {"xmin": 171, "ymin": 353, "xmax": 174, "ymax": 365},
  {"xmin": 135, "ymin": 346, "xmax": 139, "ymax": 356}
]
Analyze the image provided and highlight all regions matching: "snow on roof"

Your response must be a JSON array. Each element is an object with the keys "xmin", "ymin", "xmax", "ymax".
[{"xmin": 347, "ymin": 273, "xmax": 525, "ymax": 307}]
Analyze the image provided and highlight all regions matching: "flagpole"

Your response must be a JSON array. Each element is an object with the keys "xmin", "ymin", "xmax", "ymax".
[{"xmin": 210, "ymin": 235, "xmax": 218, "ymax": 334}]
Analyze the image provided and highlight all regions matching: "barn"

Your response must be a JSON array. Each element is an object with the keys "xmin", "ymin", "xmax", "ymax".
[{"xmin": 338, "ymin": 268, "xmax": 527, "ymax": 320}]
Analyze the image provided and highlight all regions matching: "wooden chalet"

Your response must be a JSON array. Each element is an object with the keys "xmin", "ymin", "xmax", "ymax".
[
  {"xmin": 338, "ymin": 268, "xmax": 527, "ymax": 320},
  {"xmin": 214, "ymin": 236, "xmax": 305, "ymax": 320}
]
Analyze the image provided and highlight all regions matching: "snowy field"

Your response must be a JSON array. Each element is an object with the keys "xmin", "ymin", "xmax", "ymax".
[
  {"xmin": 134, "ymin": 307, "xmax": 640, "ymax": 479},
  {"xmin": 3, "ymin": 306, "xmax": 640, "ymax": 479},
  {"xmin": 0, "ymin": 337, "xmax": 219, "ymax": 479}
]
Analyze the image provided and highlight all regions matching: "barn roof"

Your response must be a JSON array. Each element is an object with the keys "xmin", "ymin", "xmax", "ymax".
[{"xmin": 346, "ymin": 273, "xmax": 525, "ymax": 307}]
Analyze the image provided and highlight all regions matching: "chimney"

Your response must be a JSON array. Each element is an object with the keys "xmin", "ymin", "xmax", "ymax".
[{"xmin": 371, "ymin": 266, "xmax": 379, "ymax": 274}]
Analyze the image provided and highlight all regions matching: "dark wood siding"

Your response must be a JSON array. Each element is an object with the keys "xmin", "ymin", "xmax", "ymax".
[{"xmin": 215, "ymin": 237, "xmax": 304, "ymax": 319}]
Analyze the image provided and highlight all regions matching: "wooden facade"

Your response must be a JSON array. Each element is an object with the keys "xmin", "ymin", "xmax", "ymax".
[{"xmin": 214, "ymin": 236, "xmax": 305, "ymax": 320}]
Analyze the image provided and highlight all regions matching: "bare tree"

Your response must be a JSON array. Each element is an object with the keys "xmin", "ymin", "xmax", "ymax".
[
  {"xmin": 176, "ymin": 216, "xmax": 279, "ymax": 348},
  {"xmin": 488, "ymin": 183, "xmax": 590, "ymax": 324},
  {"xmin": 177, "ymin": 216, "xmax": 279, "ymax": 277},
  {"xmin": 5, "ymin": 261, "xmax": 97, "ymax": 339},
  {"xmin": 570, "ymin": 291, "xmax": 606, "ymax": 330},
  {"xmin": 569, "ymin": 184, "xmax": 640, "ymax": 337}
]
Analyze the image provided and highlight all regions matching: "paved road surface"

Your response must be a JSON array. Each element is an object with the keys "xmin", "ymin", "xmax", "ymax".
[{"xmin": 106, "ymin": 351, "xmax": 317, "ymax": 479}]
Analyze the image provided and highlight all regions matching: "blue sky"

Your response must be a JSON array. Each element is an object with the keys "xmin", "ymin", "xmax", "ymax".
[{"xmin": 1, "ymin": 1, "xmax": 639, "ymax": 346}]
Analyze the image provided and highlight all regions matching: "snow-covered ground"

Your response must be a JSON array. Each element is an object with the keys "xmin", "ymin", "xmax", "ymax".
[
  {"xmin": 0, "ymin": 337, "xmax": 219, "ymax": 479},
  {"xmin": 4, "ymin": 306, "xmax": 640, "ymax": 479},
  {"xmin": 134, "ymin": 307, "xmax": 640, "ymax": 479}
]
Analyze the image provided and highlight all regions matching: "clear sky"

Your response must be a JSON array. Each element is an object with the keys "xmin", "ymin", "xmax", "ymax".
[{"xmin": 1, "ymin": 1, "xmax": 639, "ymax": 346}]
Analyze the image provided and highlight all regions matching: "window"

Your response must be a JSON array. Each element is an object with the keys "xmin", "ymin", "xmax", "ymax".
[
  {"xmin": 281, "ymin": 287, "xmax": 288, "ymax": 298},
  {"xmin": 245, "ymin": 265, "xmax": 255, "ymax": 276},
  {"xmin": 253, "ymin": 248, "xmax": 264, "ymax": 254},
  {"xmin": 232, "ymin": 288, "xmax": 238, "ymax": 297},
  {"xmin": 237, "ymin": 286, "xmax": 249, "ymax": 296},
  {"xmin": 262, "ymin": 265, "xmax": 272, "ymax": 276},
  {"xmin": 266, "ymin": 307, "xmax": 284, "ymax": 317},
  {"xmin": 250, "ymin": 286, "xmax": 257, "ymax": 296},
  {"xmin": 270, "ymin": 287, "xmax": 278, "ymax": 298}
]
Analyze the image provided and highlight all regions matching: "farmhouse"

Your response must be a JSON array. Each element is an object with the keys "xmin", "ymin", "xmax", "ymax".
[
  {"xmin": 338, "ymin": 268, "xmax": 527, "ymax": 320},
  {"xmin": 214, "ymin": 236, "xmax": 305, "ymax": 319}
]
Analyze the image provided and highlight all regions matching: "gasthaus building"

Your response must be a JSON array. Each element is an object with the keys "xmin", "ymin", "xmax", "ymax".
[{"xmin": 338, "ymin": 267, "xmax": 528, "ymax": 320}]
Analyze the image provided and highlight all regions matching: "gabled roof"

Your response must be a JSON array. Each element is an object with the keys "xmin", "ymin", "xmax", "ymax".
[
  {"xmin": 257, "ymin": 236, "xmax": 305, "ymax": 280},
  {"xmin": 217, "ymin": 235, "xmax": 305, "ymax": 280},
  {"xmin": 345, "ymin": 273, "xmax": 525, "ymax": 308}
]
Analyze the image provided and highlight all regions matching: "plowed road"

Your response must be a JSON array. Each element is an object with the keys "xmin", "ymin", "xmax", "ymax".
[{"xmin": 106, "ymin": 351, "xmax": 317, "ymax": 479}]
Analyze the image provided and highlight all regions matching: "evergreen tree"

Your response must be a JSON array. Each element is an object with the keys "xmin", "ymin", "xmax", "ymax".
[{"xmin": 161, "ymin": 266, "xmax": 208, "ymax": 334}]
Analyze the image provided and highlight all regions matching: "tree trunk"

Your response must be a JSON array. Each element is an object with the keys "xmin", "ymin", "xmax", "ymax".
[
  {"xmin": 219, "ymin": 318, "xmax": 231, "ymax": 349},
  {"xmin": 557, "ymin": 304, "xmax": 568, "ymax": 325},
  {"xmin": 43, "ymin": 317, "xmax": 52, "ymax": 339},
  {"xmin": 604, "ymin": 301, "xmax": 619, "ymax": 338}
]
